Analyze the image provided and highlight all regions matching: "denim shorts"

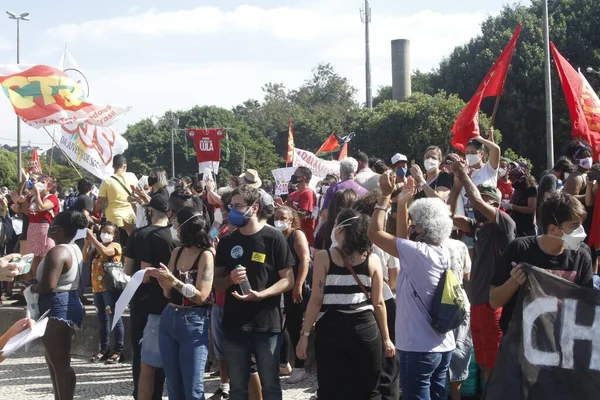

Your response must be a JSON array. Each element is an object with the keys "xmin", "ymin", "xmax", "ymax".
[
  {"xmin": 141, "ymin": 313, "xmax": 163, "ymax": 368},
  {"xmin": 38, "ymin": 291, "xmax": 84, "ymax": 330}
]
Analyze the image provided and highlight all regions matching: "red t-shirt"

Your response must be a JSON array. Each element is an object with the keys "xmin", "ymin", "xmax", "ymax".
[
  {"xmin": 497, "ymin": 179, "xmax": 514, "ymax": 202},
  {"xmin": 27, "ymin": 194, "xmax": 59, "ymax": 224},
  {"xmin": 187, "ymin": 128, "xmax": 225, "ymax": 163},
  {"xmin": 286, "ymin": 187, "xmax": 317, "ymax": 246}
]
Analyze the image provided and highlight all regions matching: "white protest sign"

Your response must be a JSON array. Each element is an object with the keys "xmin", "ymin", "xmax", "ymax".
[
  {"xmin": 292, "ymin": 148, "xmax": 340, "ymax": 177},
  {"xmin": 57, "ymin": 123, "xmax": 129, "ymax": 180},
  {"xmin": 271, "ymin": 167, "xmax": 325, "ymax": 196},
  {"xmin": 112, "ymin": 269, "xmax": 147, "ymax": 331}
]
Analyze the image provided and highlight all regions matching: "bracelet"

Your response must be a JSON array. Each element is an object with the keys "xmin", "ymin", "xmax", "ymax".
[
  {"xmin": 181, "ymin": 283, "xmax": 196, "ymax": 299},
  {"xmin": 374, "ymin": 205, "xmax": 390, "ymax": 212}
]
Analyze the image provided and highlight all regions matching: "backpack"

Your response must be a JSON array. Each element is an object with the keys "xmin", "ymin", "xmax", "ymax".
[
  {"xmin": 429, "ymin": 268, "xmax": 468, "ymax": 333},
  {"xmin": 63, "ymin": 193, "xmax": 79, "ymax": 211}
]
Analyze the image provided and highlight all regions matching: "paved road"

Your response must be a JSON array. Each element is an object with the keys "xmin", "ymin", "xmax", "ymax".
[{"xmin": 0, "ymin": 352, "xmax": 317, "ymax": 399}]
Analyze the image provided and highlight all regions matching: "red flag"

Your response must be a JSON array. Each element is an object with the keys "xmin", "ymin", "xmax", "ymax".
[
  {"xmin": 550, "ymin": 43, "xmax": 600, "ymax": 162},
  {"xmin": 451, "ymin": 23, "xmax": 522, "ymax": 152},
  {"xmin": 30, "ymin": 147, "xmax": 43, "ymax": 174},
  {"xmin": 286, "ymin": 118, "xmax": 295, "ymax": 164},
  {"xmin": 315, "ymin": 133, "xmax": 339, "ymax": 155},
  {"xmin": 338, "ymin": 143, "xmax": 348, "ymax": 161}
]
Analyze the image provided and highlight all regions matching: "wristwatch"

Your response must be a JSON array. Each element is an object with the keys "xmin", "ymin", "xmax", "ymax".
[{"xmin": 300, "ymin": 328, "xmax": 311, "ymax": 337}]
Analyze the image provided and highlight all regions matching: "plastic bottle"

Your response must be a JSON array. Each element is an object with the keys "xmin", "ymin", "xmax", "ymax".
[{"xmin": 235, "ymin": 264, "xmax": 252, "ymax": 295}]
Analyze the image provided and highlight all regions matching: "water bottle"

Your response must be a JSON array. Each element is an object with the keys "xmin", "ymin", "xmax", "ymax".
[{"xmin": 235, "ymin": 264, "xmax": 252, "ymax": 295}]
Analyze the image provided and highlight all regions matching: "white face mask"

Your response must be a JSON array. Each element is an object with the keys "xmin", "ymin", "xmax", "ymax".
[
  {"xmin": 100, "ymin": 233, "xmax": 114, "ymax": 244},
  {"xmin": 35, "ymin": 182, "xmax": 46, "ymax": 191},
  {"xmin": 579, "ymin": 157, "xmax": 593, "ymax": 170},
  {"xmin": 466, "ymin": 154, "xmax": 481, "ymax": 167},
  {"xmin": 329, "ymin": 216, "xmax": 359, "ymax": 249},
  {"xmin": 550, "ymin": 225, "xmax": 587, "ymax": 251},
  {"xmin": 563, "ymin": 172, "xmax": 570, "ymax": 181},
  {"xmin": 423, "ymin": 158, "xmax": 439, "ymax": 172},
  {"xmin": 498, "ymin": 168, "xmax": 507, "ymax": 178},
  {"xmin": 274, "ymin": 221, "xmax": 289, "ymax": 232}
]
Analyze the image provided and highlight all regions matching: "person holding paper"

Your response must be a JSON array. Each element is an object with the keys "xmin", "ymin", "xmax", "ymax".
[
  {"xmin": 0, "ymin": 318, "xmax": 33, "ymax": 363},
  {"xmin": 0, "ymin": 254, "xmax": 21, "ymax": 281},
  {"xmin": 29, "ymin": 210, "xmax": 88, "ymax": 400}
]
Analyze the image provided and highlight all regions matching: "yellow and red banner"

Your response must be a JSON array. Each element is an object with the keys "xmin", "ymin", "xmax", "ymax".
[{"xmin": 0, "ymin": 64, "xmax": 130, "ymax": 128}]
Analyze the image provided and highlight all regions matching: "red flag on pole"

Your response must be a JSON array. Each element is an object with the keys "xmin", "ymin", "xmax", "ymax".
[
  {"xmin": 30, "ymin": 147, "xmax": 43, "ymax": 174},
  {"xmin": 550, "ymin": 42, "xmax": 600, "ymax": 162},
  {"xmin": 286, "ymin": 118, "xmax": 295, "ymax": 165},
  {"xmin": 338, "ymin": 143, "xmax": 348, "ymax": 161},
  {"xmin": 451, "ymin": 23, "xmax": 522, "ymax": 152},
  {"xmin": 315, "ymin": 134, "xmax": 339, "ymax": 155}
]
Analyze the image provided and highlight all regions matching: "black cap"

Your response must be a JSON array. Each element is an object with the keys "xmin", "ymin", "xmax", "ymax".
[{"xmin": 143, "ymin": 194, "xmax": 169, "ymax": 213}]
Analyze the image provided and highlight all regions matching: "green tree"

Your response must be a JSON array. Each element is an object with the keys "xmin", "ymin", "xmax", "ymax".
[
  {"xmin": 0, "ymin": 149, "xmax": 17, "ymax": 189},
  {"xmin": 427, "ymin": 0, "xmax": 600, "ymax": 172},
  {"xmin": 372, "ymin": 86, "xmax": 392, "ymax": 107},
  {"xmin": 350, "ymin": 92, "xmax": 498, "ymax": 163}
]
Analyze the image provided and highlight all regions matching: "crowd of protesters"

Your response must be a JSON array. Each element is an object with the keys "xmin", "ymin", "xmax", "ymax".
[{"xmin": 0, "ymin": 133, "xmax": 598, "ymax": 400}]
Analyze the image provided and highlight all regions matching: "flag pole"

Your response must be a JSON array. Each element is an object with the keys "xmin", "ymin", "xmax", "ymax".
[
  {"xmin": 542, "ymin": 0, "xmax": 554, "ymax": 169},
  {"xmin": 43, "ymin": 126, "xmax": 83, "ymax": 178},
  {"xmin": 49, "ymin": 145, "xmax": 54, "ymax": 176}
]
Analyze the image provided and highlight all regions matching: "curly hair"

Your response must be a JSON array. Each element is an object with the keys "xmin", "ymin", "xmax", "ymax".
[
  {"xmin": 275, "ymin": 206, "xmax": 300, "ymax": 230},
  {"xmin": 336, "ymin": 208, "xmax": 372, "ymax": 256},
  {"xmin": 176, "ymin": 207, "xmax": 211, "ymax": 249},
  {"xmin": 407, "ymin": 198, "xmax": 453, "ymax": 245},
  {"xmin": 52, "ymin": 210, "xmax": 89, "ymax": 240},
  {"xmin": 565, "ymin": 139, "xmax": 593, "ymax": 162},
  {"xmin": 321, "ymin": 189, "xmax": 359, "ymax": 249}
]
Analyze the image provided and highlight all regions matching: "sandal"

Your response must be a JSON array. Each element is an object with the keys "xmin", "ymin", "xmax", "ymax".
[
  {"xmin": 105, "ymin": 352, "xmax": 123, "ymax": 364},
  {"xmin": 90, "ymin": 352, "xmax": 106, "ymax": 362}
]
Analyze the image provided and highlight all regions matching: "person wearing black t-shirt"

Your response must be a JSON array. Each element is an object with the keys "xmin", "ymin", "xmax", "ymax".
[
  {"xmin": 490, "ymin": 191, "xmax": 593, "ymax": 333},
  {"xmin": 502, "ymin": 167, "xmax": 538, "ymax": 237},
  {"xmin": 124, "ymin": 195, "xmax": 176, "ymax": 400},
  {"xmin": 214, "ymin": 185, "xmax": 295, "ymax": 400},
  {"xmin": 410, "ymin": 146, "xmax": 453, "ymax": 202}
]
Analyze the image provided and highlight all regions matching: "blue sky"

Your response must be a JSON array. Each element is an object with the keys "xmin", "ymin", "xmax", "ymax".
[{"xmin": 0, "ymin": 0, "xmax": 530, "ymax": 149}]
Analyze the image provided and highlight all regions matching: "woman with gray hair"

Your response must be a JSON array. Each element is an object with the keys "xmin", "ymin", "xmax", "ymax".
[
  {"xmin": 320, "ymin": 157, "xmax": 368, "ymax": 217},
  {"xmin": 368, "ymin": 172, "xmax": 456, "ymax": 400}
]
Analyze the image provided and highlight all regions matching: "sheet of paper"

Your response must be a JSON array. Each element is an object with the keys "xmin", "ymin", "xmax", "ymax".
[
  {"xmin": 1, "ymin": 317, "xmax": 49, "ymax": 357},
  {"xmin": 112, "ymin": 269, "xmax": 147, "ymax": 331}
]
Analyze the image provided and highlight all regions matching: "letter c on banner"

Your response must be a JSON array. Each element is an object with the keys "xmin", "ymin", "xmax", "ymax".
[{"xmin": 523, "ymin": 296, "xmax": 560, "ymax": 367}]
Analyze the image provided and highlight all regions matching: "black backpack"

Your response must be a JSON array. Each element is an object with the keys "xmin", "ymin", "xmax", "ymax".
[{"xmin": 63, "ymin": 193, "xmax": 79, "ymax": 211}]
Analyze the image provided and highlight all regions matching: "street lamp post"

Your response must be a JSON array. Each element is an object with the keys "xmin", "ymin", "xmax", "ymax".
[
  {"xmin": 542, "ymin": 0, "xmax": 554, "ymax": 170},
  {"xmin": 7, "ymin": 11, "xmax": 30, "ymax": 183},
  {"xmin": 586, "ymin": 67, "xmax": 600, "ymax": 76}
]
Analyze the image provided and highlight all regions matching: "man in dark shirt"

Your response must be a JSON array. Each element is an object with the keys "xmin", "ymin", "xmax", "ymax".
[
  {"xmin": 449, "ymin": 160, "xmax": 516, "ymax": 382},
  {"xmin": 214, "ymin": 185, "xmax": 294, "ymax": 400},
  {"xmin": 490, "ymin": 191, "xmax": 593, "ymax": 333},
  {"xmin": 124, "ymin": 194, "xmax": 175, "ymax": 400}
]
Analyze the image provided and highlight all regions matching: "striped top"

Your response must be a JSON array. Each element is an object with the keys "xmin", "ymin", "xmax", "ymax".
[{"xmin": 320, "ymin": 249, "xmax": 374, "ymax": 314}]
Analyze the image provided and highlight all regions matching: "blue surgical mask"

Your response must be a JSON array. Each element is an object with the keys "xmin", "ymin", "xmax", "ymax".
[
  {"xmin": 228, "ymin": 203, "xmax": 255, "ymax": 228},
  {"xmin": 396, "ymin": 168, "xmax": 407, "ymax": 178}
]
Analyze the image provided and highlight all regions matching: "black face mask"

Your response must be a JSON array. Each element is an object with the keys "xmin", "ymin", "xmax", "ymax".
[
  {"xmin": 290, "ymin": 175, "xmax": 300, "ymax": 185},
  {"xmin": 148, "ymin": 176, "xmax": 158, "ymax": 186},
  {"xmin": 474, "ymin": 210, "xmax": 488, "ymax": 224}
]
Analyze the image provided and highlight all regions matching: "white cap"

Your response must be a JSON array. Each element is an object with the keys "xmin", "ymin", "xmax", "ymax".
[{"xmin": 391, "ymin": 153, "xmax": 408, "ymax": 166}]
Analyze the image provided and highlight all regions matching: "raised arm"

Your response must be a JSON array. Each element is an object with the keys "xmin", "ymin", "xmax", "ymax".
[
  {"xmin": 474, "ymin": 130, "xmax": 500, "ymax": 169},
  {"xmin": 368, "ymin": 171, "xmax": 403, "ymax": 257},
  {"xmin": 453, "ymin": 160, "xmax": 497, "ymax": 223}
]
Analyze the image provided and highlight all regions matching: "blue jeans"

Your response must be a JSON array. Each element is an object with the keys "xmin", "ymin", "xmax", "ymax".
[
  {"xmin": 93, "ymin": 291, "xmax": 124, "ymax": 353},
  {"xmin": 158, "ymin": 305, "xmax": 210, "ymax": 400},
  {"xmin": 398, "ymin": 351, "xmax": 452, "ymax": 400},
  {"xmin": 223, "ymin": 329, "xmax": 282, "ymax": 400}
]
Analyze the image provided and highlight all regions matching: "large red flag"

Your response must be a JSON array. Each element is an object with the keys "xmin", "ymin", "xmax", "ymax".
[
  {"xmin": 286, "ymin": 118, "xmax": 295, "ymax": 164},
  {"xmin": 451, "ymin": 23, "xmax": 522, "ymax": 152},
  {"xmin": 550, "ymin": 43, "xmax": 600, "ymax": 162}
]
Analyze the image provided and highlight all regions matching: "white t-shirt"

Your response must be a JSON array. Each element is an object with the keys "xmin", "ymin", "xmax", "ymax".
[
  {"xmin": 459, "ymin": 161, "xmax": 498, "ymax": 215},
  {"xmin": 371, "ymin": 245, "xmax": 400, "ymax": 301}
]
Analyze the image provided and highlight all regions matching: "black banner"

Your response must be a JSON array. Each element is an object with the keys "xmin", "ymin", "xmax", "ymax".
[{"xmin": 485, "ymin": 266, "xmax": 600, "ymax": 399}]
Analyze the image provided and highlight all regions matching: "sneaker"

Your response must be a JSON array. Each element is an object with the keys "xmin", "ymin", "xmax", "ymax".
[
  {"xmin": 105, "ymin": 352, "xmax": 123, "ymax": 364},
  {"xmin": 208, "ymin": 388, "xmax": 230, "ymax": 399},
  {"xmin": 286, "ymin": 368, "xmax": 307, "ymax": 384},
  {"xmin": 279, "ymin": 363, "xmax": 292, "ymax": 376}
]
